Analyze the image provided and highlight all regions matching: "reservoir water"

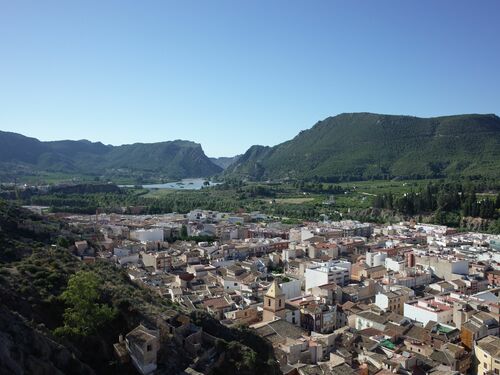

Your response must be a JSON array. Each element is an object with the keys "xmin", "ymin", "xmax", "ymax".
[{"xmin": 121, "ymin": 178, "xmax": 218, "ymax": 190}]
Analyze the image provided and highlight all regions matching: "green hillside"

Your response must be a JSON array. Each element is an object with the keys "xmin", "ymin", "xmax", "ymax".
[
  {"xmin": 225, "ymin": 113, "xmax": 500, "ymax": 181},
  {"xmin": 0, "ymin": 132, "xmax": 222, "ymax": 182}
]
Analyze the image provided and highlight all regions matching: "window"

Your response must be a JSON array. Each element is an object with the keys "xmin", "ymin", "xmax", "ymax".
[
  {"xmin": 268, "ymin": 299, "xmax": 271, "ymax": 307},
  {"xmin": 279, "ymin": 299, "xmax": 282, "ymax": 308},
  {"xmin": 147, "ymin": 344, "xmax": 152, "ymax": 352}
]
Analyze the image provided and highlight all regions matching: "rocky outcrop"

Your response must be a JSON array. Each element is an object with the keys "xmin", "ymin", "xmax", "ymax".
[{"xmin": 0, "ymin": 307, "xmax": 95, "ymax": 375}]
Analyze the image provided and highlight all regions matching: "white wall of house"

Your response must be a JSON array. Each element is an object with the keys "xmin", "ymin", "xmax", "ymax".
[
  {"xmin": 404, "ymin": 302, "xmax": 453, "ymax": 325},
  {"xmin": 130, "ymin": 228, "xmax": 164, "ymax": 243},
  {"xmin": 117, "ymin": 254, "xmax": 139, "ymax": 266},
  {"xmin": 223, "ymin": 279, "xmax": 242, "ymax": 291},
  {"xmin": 375, "ymin": 293, "xmax": 389, "ymax": 311},
  {"xmin": 385, "ymin": 257, "xmax": 405, "ymax": 273},
  {"xmin": 366, "ymin": 252, "xmax": 387, "ymax": 267},
  {"xmin": 305, "ymin": 261, "xmax": 351, "ymax": 291},
  {"xmin": 355, "ymin": 315, "xmax": 385, "ymax": 331},
  {"xmin": 280, "ymin": 279, "xmax": 302, "ymax": 299},
  {"xmin": 305, "ymin": 268, "xmax": 329, "ymax": 291}
]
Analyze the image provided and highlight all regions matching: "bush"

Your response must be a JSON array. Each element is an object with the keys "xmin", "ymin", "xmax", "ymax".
[{"xmin": 56, "ymin": 271, "xmax": 116, "ymax": 336}]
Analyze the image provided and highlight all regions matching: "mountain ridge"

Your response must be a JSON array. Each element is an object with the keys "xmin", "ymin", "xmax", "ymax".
[
  {"xmin": 224, "ymin": 112, "xmax": 500, "ymax": 181},
  {"xmin": 0, "ymin": 131, "xmax": 222, "ymax": 181}
]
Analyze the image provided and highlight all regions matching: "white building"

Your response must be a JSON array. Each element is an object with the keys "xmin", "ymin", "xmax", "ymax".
[
  {"xmin": 130, "ymin": 228, "xmax": 164, "ymax": 243},
  {"xmin": 222, "ymin": 278, "xmax": 242, "ymax": 291},
  {"xmin": 305, "ymin": 260, "xmax": 351, "ymax": 291},
  {"xmin": 141, "ymin": 251, "xmax": 170, "ymax": 272},
  {"xmin": 280, "ymin": 277, "xmax": 302, "ymax": 299},
  {"xmin": 366, "ymin": 252, "xmax": 387, "ymax": 267},
  {"xmin": 404, "ymin": 297, "xmax": 454, "ymax": 326},
  {"xmin": 301, "ymin": 228, "xmax": 315, "ymax": 242},
  {"xmin": 415, "ymin": 255, "xmax": 468, "ymax": 280},
  {"xmin": 385, "ymin": 257, "xmax": 406, "ymax": 273},
  {"xmin": 116, "ymin": 254, "xmax": 140, "ymax": 266},
  {"xmin": 283, "ymin": 248, "xmax": 296, "ymax": 262}
]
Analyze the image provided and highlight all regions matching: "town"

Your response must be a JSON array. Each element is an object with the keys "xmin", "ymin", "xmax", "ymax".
[
  {"xmin": 2, "ymin": 1, "xmax": 500, "ymax": 374},
  {"xmin": 52, "ymin": 207, "xmax": 500, "ymax": 375}
]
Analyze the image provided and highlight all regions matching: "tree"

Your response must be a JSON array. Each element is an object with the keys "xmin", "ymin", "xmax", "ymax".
[
  {"xmin": 56, "ymin": 236, "xmax": 69, "ymax": 248},
  {"xmin": 55, "ymin": 271, "xmax": 115, "ymax": 336}
]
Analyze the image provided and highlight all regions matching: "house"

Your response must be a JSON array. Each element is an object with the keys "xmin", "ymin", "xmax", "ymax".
[
  {"xmin": 202, "ymin": 296, "xmax": 234, "ymax": 320},
  {"xmin": 403, "ymin": 324, "xmax": 434, "ymax": 357},
  {"xmin": 279, "ymin": 277, "xmax": 302, "ymax": 300},
  {"xmin": 338, "ymin": 301, "xmax": 370, "ymax": 330},
  {"xmin": 180, "ymin": 250, "xmax": 201, "ymax": 265},
  {"xmin": 341, "ymin": 279, "xmax": 378, "ymax": 304},
  {"xmin": 141, "ymin": 251, "xmax": 171, "ymax": 272},
  {"xmin": 375, "ymin": 287, "xmax": 413, "ymax": 315},
  {"xmin": 130, "ymin": 228, "xmax": 164, "ymax": 243},
  {"xmin": 429, "ymin": 281, "xmax": 455, "ymax": 293},
  {"xmin": 475, "ymin": 335, "xmax": 500, "ymax": 375},
  {"xmin": 426, "ymin": 322, "xmax": 461, "ymax": 349},
  {"xmin": 305, "ymin": 260, "xmax": 352, "ymax": 291},
  {"xmin": 460, "ymin": 311, "xmax": 499, "ymax": 350},
  {"xmin": 448, "ymin": 279, "xmax": 467, "ymax": 293},
  {"xmin": 351, "ymin": 308, "xmax": 405, "ymax": 332},
  {"xmin": 310, "ymin": 282, "xmax": 340, "ymax": 305},
  {"xmin": 358, "ymin": 265, "xmax": 387, "ymax": 281},
  {"xmin": 224, "ymin": 306, "xmax": 260, "ymax": 325},
  {"xmin": 404, "ymin": 297, "xmax": 454, "ymax": 326},
  {"xmin": 251, "ymin": 319, "xmax": 311, "ymax": 365},
  {"xmin": 74, "ymin": 240, "xmax": 88, "ymax": 255},
  {"xmin": 300, "ymin": 303, "xmax": 337, "ymax": 333},
  {"xmin": 429, "ymin": 343, "xmax": 471, "ymax": 374},
  {"xmin": 124, "ymin": 324, "xmax": 160, "ymax": 375}
]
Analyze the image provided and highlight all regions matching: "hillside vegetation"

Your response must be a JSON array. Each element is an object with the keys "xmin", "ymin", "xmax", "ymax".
[
  {"xmin": 225, "ymin": 113, "xmax": 500, "ymax": 181},
  {"xmin": 0, "ymin": 132, "xmax": 222, "ymax": 182}
]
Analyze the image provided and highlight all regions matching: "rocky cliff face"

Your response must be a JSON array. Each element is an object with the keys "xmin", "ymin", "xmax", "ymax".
[{"xmin": 0, "ymin": 307, "xmax": 95, "ymax": 375}]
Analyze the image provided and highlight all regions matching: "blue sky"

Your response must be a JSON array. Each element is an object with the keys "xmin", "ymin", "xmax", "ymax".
[{"xmin": 1, "ymin": 1, "xmax": 499, "ymax": 157}]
